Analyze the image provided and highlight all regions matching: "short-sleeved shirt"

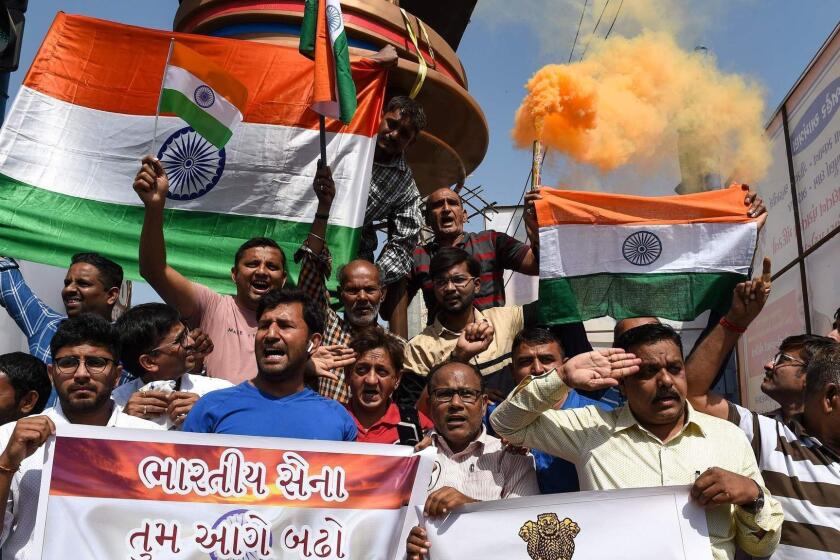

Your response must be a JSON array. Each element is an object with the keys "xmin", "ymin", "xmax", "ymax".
[
  {"xmin": 409, "ymin": 231, "xmax": 530, "ymax": 323},
  {"xmin": 728, "ymin": 402, "xmax": 840, "ymax": 559},
  {"xmin": 187, "ymin": 282, "xmax": 257, "ymax": 384},
  {"xmin": 0, "ymin": 403, "xmax": 161, "ymax": 559},
  {"xmin": 182, "ymin": 383, "xmax": 357, "ymax": 441},
  {"xmin": 428, "ymin": 428, "xmax": 539, "ymax": 501},
  {"xmin": 346, "ymin": 402, "xmax": 433, "ymax": 444},
  {"xmin": 112, "ymin": 373, "xmax": 234, "ymax": 429}
]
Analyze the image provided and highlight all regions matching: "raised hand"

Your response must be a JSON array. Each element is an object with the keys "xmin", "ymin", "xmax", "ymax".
[
  {"xmin": 742, "ymin": 184, "xmax": 768, "ymax": 230},
  {"xmin": 560, "ymin": 348, "xmax": 641, "ymax": 391},
  {"xmin": 726, "ymin": 257, "xmax": 771, "ymax": 329},
  {"xmin": 452, "ymin": 320, "xmax": 494, "ymax": 362},
  {"xmin": 310, "ymin": 344, "xmax": 356, "ymax": 381},
  {"xmin": 0, "ymin": 416, "xmax": 56, "ymax": 471},
  {"xmin": 133, "ymin": 155, "xmax": 169, "ymax": 209},
  {"xmin": 313, "ymin": 165, "xmax": 336, "ymax": 210}
]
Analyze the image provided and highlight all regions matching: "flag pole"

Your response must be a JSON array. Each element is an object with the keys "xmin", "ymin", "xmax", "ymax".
[
  {"xmin": 318, "ymin": 114, "xmax": 328, "ymax": 169},
  {"xmin": 152, "ymin": 38, "xmax": 175, "ymax": 156},
  {"xmin": 531, "ymin": 140, "xmax": 542, "ymax": 191}
]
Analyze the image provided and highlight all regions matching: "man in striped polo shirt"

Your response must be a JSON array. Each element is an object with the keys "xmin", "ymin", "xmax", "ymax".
[{"xmin": 690, "ymin": 341, "xmax": 840, "ymax": 558}]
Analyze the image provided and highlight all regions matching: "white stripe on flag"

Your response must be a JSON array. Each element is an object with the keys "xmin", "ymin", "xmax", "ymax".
[
  {"xmin": 0, "ymin": 86, "xmax": 374, "ymax": 228},
  {"xmin": 163, "ymin": 65, "xmax": 243, "ymax": 129},
  {"xmin": 539, "ymin": 222, "xmax": 757, "ymax": 278}
]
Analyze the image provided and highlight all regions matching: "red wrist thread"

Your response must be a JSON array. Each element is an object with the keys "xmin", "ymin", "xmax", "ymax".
[{"xmin": 719, "ymin": 316, "xmax": 746, "ymax": 334}]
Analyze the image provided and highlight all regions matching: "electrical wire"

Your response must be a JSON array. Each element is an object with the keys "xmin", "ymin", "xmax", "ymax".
[
  {"xmin": 604, "ymin": 0, "xmax": 624, "ymax": 41},
  {"xmin": 567, "ymin": 0, "xmax": 589, "ymax": 63},
  {"xmin": 577, "ymin": 0, "xmax": 611, "ymax": 61}
]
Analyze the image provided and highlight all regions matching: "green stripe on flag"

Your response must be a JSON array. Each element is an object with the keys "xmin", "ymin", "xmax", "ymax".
[
  {"xmin": 299, "ymin": 0, "xmax": 318, "ymax": 58},
  {"xmin": 0, "ymin": 175, "xmax": 360, "ymax": 295},
  {"xmin": 159, "ymin": 89, "xmax": 233, "ymax": 149},
  {"xmin": 538, "ymin": 272, "xmax": 743, "ymax": 325},
  {"xmin": 332, "ymin": 29, "xmax": 357, "ymax": 124}
]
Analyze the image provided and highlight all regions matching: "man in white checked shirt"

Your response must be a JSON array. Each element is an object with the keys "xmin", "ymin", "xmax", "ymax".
[{"xmin": 405, "ymin": 360, "xmax": 539, "ymax": 559}]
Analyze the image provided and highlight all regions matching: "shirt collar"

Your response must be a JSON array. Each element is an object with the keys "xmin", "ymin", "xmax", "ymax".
[
  {"xmin": 613, "ymin": 400, "xmax": 707, "ymax": 439},
  {"xmin": 431, "ymin": 426, "xmax": 488, "ymax": 458},
  {"xmin": 51, "ymin": 399, "xmax": 121, "ymax": 427},
  {"xmin": 427, "ymin": 232, "xmax": 469, "ymax": 251},
  {"xmin": 345, "ymin": 402, "xmax": 402, "ymax": 433},
  {"xmin": 374, "ymin": 153, "xmax": 408, "ymax": 172},
  {"xmin": 788, "ymin": 415, "xmax": 840, "ymax": 462},
  {"xmin": 431, "ymin": 307, "xmax": 486, "ymax": 337}
]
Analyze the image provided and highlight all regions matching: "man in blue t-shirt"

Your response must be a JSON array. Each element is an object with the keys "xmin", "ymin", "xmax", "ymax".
[
  {"xmin": 183, "ymin": 288, "xmax": 357, "ymax": 441},
  {"xmin": 485, "ymin": 327, "xmax": 615, "ymax": 493}
]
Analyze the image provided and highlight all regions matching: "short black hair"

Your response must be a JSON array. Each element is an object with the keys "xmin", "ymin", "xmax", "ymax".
[
  {"xmin": 512, "ymin": 327, "xmax": 564, "ymax": 358},
  {"xmin": 779, "ymin": 334, "xmax": 836, "ymax": 364},
  {"xmin": 50, "ymin": 313, "xmax": 121, "ymax": 361},
  {"xmin": 115, "ymin": 303, "xmax": 182, "ymax": 377},
  {"xmin": 257, "ymin": 288, "xmax": 324, "ymax": 335},
  {"xmin": 805, "ymin": 343, "xmax": 840, "ymax": 395},
  {"xmin": 71, "ymin": 252, "xmax": 123, "ymax": 290},
  {"xmin": 233, "ymin": 237, "xmax": 287, "ymax": 269},
  {"xmin": 429, "ymin": 247, "xmax": 480, "ymax": 280},
  {"xmin": 426, "ymin": 360, "xmax": 485, "ymax": 394},
  {"xmin": 614, "ymin": 322, "xmax": 684, "ymax": 358},
  {"xmin": 0, "ymin": 352, "xmax": 51, "ymax": 414},
  {"xmin": 348, "ymin": 327, "xmax": 404, "ymax": 373},
  {"xmin": 385, "ymin": 96, "xmax": 427, "ymax": 133}
]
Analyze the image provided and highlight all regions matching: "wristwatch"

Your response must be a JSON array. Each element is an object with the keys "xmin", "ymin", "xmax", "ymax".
[{"xmin": 741, "ymin": 481, "xmax": 765, "ymax": 514}]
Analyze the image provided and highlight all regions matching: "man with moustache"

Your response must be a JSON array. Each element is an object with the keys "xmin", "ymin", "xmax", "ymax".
[
  {"xmin": 297, "ymin": 166, "xmax": 404, "ymax": 403},
  {"xmin": 0, "ymin": 252, "xmax": 123, "ymax": 364},
  {"xmin": 491, "ymin": 323, "xmax": 784, "ymax": 560},
  {"xmin": 345, "ymin": 328, "xmax": 432, "ymax": 445},
  {"xmin": 182, "ymin": 288, "xmax": 356, "ymax": 441},
  {"xmin": 113, "ymin": 303, "xmax": 232, "ymax": 429},
  {"xmin": 405, "ymin": 360, "xmax": 539, "ymax": 560},
  {"xmin": 134, "ymin": 156, "xmax": 288, "ymax": 384},
  {"xmin": 0, "ymin": 314, "xmax": 160, "ymax": 559}
]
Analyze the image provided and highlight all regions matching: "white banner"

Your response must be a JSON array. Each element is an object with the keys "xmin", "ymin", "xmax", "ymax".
[
  {"xmin": 33, "ymin": 425, "xmax": 434, "ymax": 560},
  {"xmin": 426, "ymin": 486, "xmax": 712, "ymax": 560}
]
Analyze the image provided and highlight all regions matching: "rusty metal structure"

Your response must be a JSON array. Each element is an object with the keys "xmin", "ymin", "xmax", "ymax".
[{"xmin": 173, "ymin": 0, "xmax": 488, "ymax": 195}]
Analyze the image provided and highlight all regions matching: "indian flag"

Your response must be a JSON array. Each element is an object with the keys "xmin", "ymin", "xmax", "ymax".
[
  {"xmin": 159, "ymin": 41, "xmax": 248, "ymax": 149},
  {"xmin": 299, "ymin": 0, "xmax": 357, "ymax": 124},
  {"xmin": 0, "ymin": 13, "xmax": 386, "ymax": 294},
  {"xmin": 536, "ymin": 185, "xmax": 758, "ymax": 324}
]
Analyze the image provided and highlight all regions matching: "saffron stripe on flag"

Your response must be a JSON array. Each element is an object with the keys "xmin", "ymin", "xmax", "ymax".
[
  {"xmin": 160, "ymin": 89, "xmax": 233, "ymax": 149},
  {"xmin": 538, "ymin": 272, "xmax": 744, "ymax": 325},
  {"xmin": 169, "ymin": 42, "xmax": 248, "ymax": 110}
]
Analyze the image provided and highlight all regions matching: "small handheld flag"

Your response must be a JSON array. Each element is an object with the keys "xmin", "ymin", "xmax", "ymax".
[{"xmin": 157, "ymin": 40, "xmax": 248, "ymax": 149}]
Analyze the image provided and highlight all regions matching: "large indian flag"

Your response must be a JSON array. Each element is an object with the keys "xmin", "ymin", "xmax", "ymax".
[
  {"xmin": 536, "ymin": 185, "xmax": 758, "ymax": 324},
  {"xmin": 0, "ymin": 14, "xmax": 386, "ymax": 293}
]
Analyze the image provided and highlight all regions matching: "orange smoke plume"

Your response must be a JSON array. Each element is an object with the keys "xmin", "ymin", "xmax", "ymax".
[{"xmin": 513, "ymin": 32, "xmax": 770, "ymax": 183}]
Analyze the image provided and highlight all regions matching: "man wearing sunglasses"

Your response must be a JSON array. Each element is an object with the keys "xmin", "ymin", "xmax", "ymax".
[
  {"xmin": 0, "ymin": 314, "xmax": 160, "ymax": 559},
  {"xmin": 406, "ymin": 360, "xmax": 539, "ymax": 559},
  {"xmin": 113, "ymin": 304, "xmax": 233, "ymax": 429}
]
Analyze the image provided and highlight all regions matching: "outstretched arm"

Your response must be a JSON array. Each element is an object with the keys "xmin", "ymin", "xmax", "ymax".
[
  {"xmin": 0, "ymin": 258, "xmax": 63, "ymax": 345},
  {"xmin": 133, "ymin": 156, "xmax": 198, "ymax": 318},
  {"xmin": 688, "ymin": 259, "xmax": 772, "ymax": 419}
]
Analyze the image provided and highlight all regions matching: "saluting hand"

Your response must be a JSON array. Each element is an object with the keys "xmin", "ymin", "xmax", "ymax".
[{"xmin": 560, "ymin": 348, "xmax": 641, "ymax": 391}]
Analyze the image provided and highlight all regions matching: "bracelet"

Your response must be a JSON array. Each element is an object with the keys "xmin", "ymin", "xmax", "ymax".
[
  {"xmin": 315, "ymin": 212, "xmax": 330, "ymax": 221},
  {"xmin": 0, "ymin": 463, "xmax": 19, "ymax": 475},
  {"xmin": 719, "ymin": 316, "xmax": 746, "ymax": 334}
]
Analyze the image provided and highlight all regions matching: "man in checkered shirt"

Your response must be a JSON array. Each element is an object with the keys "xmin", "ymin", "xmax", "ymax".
[{"xmin": 358, "ymin": 96, "xmax": 427, "ymax": 305}]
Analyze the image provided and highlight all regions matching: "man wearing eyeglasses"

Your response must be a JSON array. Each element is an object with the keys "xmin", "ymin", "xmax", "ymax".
[
  {"xmin": 406, "ymin": 360, "xmax": 539, "ymax": 560},
  {"xmin": 112, "ymin": 303, "xmax": 232, "ymax": 429},
  {"xmin": 0, "ymin": 314, "xmax": 160, "ymax": 559},
  {"xmin": 400, "ymin": 247, "xmax": 538, "ymax": 406}
]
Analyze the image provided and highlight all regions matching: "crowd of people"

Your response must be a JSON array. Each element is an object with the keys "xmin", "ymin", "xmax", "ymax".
[{"xmin": 0, "ymin": 95, "xmax": 837, "ymax": 560}]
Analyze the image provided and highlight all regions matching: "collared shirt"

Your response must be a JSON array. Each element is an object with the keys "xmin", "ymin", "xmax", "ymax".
[
  {"xmin": 358, "ymin": 155, "xmax": 423, "ymax": 286},
  {"xmin": 0, "ymin": 257, "xmax": 64, "ymax": 364},
  {"xmin": 346, "ymin": 402, "xmax": 433, "ymax": 444},
  {"xmin": 409, "ymin": 230, "xmax": 530, "ymax": 323},
  {"xmin": 0, "ymin": 402, "xmax": 161, "ymax": 559},
  {"xmin": 295, "ymin": 242, "xmax": 406, "ymax": 403},
  {"xmin": 490, "ymin": 373, "xmax": 784, "ymax": 560},
  {"xmin": 428, "ymin": 428, "xmax": 539, "ymax": 501},
  {"xmin": 729, "ymin": 402, "xmax": 840, "ymax": 560}
]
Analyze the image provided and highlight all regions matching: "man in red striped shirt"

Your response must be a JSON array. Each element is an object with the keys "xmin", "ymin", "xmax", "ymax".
[{"xmin": 402, "ymin": 188, "xmax": 540, "ymax": 324}]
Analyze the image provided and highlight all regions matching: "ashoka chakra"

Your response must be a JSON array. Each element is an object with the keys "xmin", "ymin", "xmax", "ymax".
[
  {"xmin": 622, "ymin": 231, "xmax": 662, "ymax": 266},
  {"xmin": 156, "ymin": 126, "xmax": 226, "ymax": 201}
]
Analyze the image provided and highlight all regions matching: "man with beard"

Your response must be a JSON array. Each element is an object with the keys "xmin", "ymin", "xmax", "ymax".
[
  {"xmin": 296, "ymin": 166, "xmax": 402, "ymax": 402},
  {"xmin": 182, "ymin": 288, "xmax": 356, "ymax": 440},
  {"xmin": 0, "ymin": 252, "xmax": 123, "ymax": 364},
  {"xmin": 399, "ymin": 247, "xmax": 538, "ymax": 405},
  {"xmin": 134, "ymin": 157, "xmax": 288, "ymax": 384},
  {"xmin": 345, "ymin": 328, "xmax": 432, "ymax": 445},
  {"xmin": 113, "ymin": 303, "xmax": 232, "ymax": 429},
  {"xmin": 491, "ymin": 323, "xmax": 784, "ymax": 560},
  {"xmin": 0, "ymin": 314, "xmax": 160, "ymax": 559},
  {"xmin": 405, "ymin": 360, "xmax": 539, "ymax": 560},
  {"xmin": 0, "ymin": 353, "xmax": 52, "ymax": 426}
]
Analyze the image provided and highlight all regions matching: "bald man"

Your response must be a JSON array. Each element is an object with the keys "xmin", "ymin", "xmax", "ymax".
[
  {"xmin": 394, "ymin": 187, "xmax": 541, "ymax": 325},
  {"xmin": 295, "ymin": 167, "xmax": 403, "ymax": 402}
]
